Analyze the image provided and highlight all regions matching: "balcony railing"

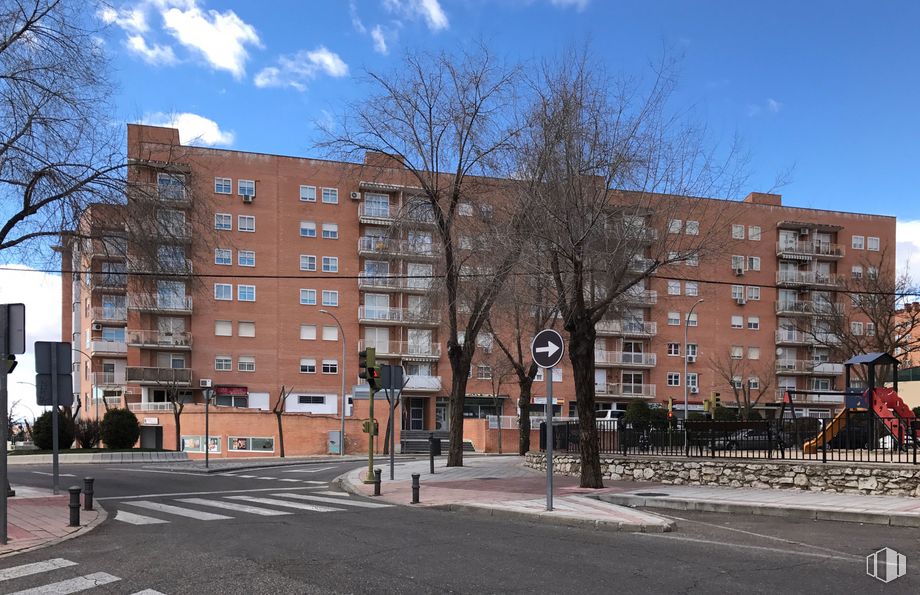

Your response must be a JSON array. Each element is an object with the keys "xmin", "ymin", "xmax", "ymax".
[
  {"xmin": 127, "ymin": 402, "xmax": 175, "ymax": 412},
  {"xmin": 623, "ymin": 289, "xmax": 658, "ymax": 306},
  {"xmin": 403, "ymin": 376, "xmax": 443, "ymax": 391},
  {"xmin": 595, "ymin": 319, "xmax": 657, "ymax": 337},
  {"xmin": 89, "ymin": 340, "xmax": 127, "ymax": 355},
  {"xmin": 775, "ymin": 329, "xmax": 809, "ymax": 344},
  {"xmin": 776, "ymin": 241, "xmax": 844, "ymax": 259},
  {"xmin": 91, "ymin": 274, "xmax": 127, "ymax": 289},
  {"xmin": 775, "ymin": 360, "xmax": 814, "ymax": 374},
  {"xmin": 774, "ymin": 390, "xmax": 845, "ymax": 404},
  {"xmin": 357, "ymin": 340, "xmax": 441, "ymax": 359},
  {"xmin": 127, "ymin": 329, "xmax": 193, "ymax": 348},
  {"xmin": 594, "ymin": 351, "xmax": 657, "ymax": 367},
  {"xmin": 129, "ymin": 182, "xmax": 192, "ymax": 207},
  {"xmin": 128, "ymin": 258, "xmax": 194, "ymax": 276},
  {"xmin": 125, "ymin": 367, "xmax": 192, "ymax": 384},
  {"xmin": 775, "ymin": 301, "xmax": 844, "ymax": 316},
  {"xmin": 358, "ymin": 202, "xmax": 394, "ymax": 222},
  {"xmin": 357, "ymin": 273, "xmax": 433, "ymax": 292},
  {"xmin": 91, "ymin": 307, "xmax": 127, "ymax": 323},
  {"xmin": 92, "ymin": 371, "xmax": 126, "ymax": 386},
  {"xmin": 128, "ymin": 295, "xmax": 193, "ymax": 314},
  {"xmin": 357, "ymin": 237, "xmax": 438, "ymax": 258},
  {"xmin": 596, "ymin": 383, "xmax": 657, "ymax": 398},
  {"xmin": 357, "ymin": 307, "xmax": 439, "ymax": 325},
  {"xmin": 628, "ymin": 257, "xmax": 656, "ymax": 273},
  {"xmin": 776, "ymin": 271, "xmax": 844, "ymax": 287}
]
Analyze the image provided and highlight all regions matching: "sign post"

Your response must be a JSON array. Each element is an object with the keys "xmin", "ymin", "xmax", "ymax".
[
  {"xmin": 381, "ymin": 365, "xmax": 405, "ymax": 481},
  {"xmin": 35, "ymin": 341, "xmax": 73, "ymax": 497},
  {"xmin": 0, "ymin": 304, "xmax": 25, "ymax": 545},
  {"xmin": 531, "ymin": 329, "xmax": 564, "ymax": 512}
]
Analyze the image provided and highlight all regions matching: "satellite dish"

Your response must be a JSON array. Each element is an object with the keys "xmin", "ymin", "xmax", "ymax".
[{"xmin": 776, "ymin": 347, "xmax": 784, "ymax": 356}]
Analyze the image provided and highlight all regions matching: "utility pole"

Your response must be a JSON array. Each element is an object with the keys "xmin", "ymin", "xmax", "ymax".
[{"xmin": 684, "ymin": 299, "xmax": 705, "ymax": 450}]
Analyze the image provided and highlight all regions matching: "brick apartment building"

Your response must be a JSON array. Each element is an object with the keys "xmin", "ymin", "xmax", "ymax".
[{"xmin": 59, "ymin": 124, "xmax": 897, "ymax": 457}]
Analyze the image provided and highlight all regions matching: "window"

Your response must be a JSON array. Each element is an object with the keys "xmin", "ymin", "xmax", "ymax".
[
  {"xmin": 667, "ymin": 343, "xmax": 680, "ymax": 356},
  {"xmin": 685, "ymin": 253, "xmax": 699, "ymax": 267},
  {"xmin": 322, "ymin": 290, "xmax": 338, "ymax": 306},
  {"xmin": 215, "ymin": 248, "xmax": 232, "ymax": 265},
  {"xmin": 229, "ymin": 437, "xmax": 274, "ymax": 452},
  {"xmin": 748, "ymin": 377, "xmax": 760, "ymax": 389},
  {"xmin": 476, "ymin": 333, "xmax": 494, "ymax": 353},
  {"xmin": 477, "ymin": 365, "xmax": 492, "ymax": 380},
  {"xmin": 747, "ymin": 256, "xmax": 761, "ymax": 271},
  {"xmin": 747, "ymin": 316, "xmax": 760, "ymax": 330},
  {"xmin": 214, "ymin": 284, "xmax": 233, "ymax": 301},
  {"xmin": 238, "ymin": 215, "xmax": 255, "ymax": 232},
  {"xmin": 667, "ymin": 311, "xmax": 680, "ymax": 326},
  {"xmin": 731, "ymin": 255, "xmax": 744, "ymax": 270},
  {"xmin": 731, "ymin": 285, "xmax": 744, "ymax": 300},
  {"xmin": 686, "ymin": 344, "xmax": 698, "ymax": 357},
  {"xmin": 685, "ymin": 220, "xmax": 699, "ymax": 236},
  {"xmin": 214, "ymin": 177, "xmax": 232, "ymax": 194},
  {"xmin": 321, "ymin": 223, "xmax": 338, "ymax": 239},
  {"xmin": 668, "ymin": 219, "xmax": 682, "ymax": 234},
  {"xmin": 238, "ymin": 250, "xmax": 255, "ymax": 267},
  {"xmin": 300, "ymin": 221, "xmax": 317, "ymax": 237},
  {"xmin": 852, "ymin": 235, "xmax": 865, "ymax": 250},
  {"xmin": 300, "ymin": 185, "xmax": 316, "ymax": 202},
  {"xmin": 851, "ymin": 265, "xmax": 863, "ymax": 279},
  {"xmin": 552, "ymin": 368, "xmax": 562, "ymax": 382},
  {"xmin": 731, "ymin": 315, "xmax": 743, "ymax": 329},
  {"xmin": 685, "ymin": 312, "xmax": 698, "ymax": 327},
  {"xmin": 851, "ymin": 321, "xmax": 864, "ymax": 336},
  {"xmin": 300, "ymin": 324, "xmax": 317, "ymax": 340},
  {"xmin": 732, "ymin": 224, "xmax": 744, "ymax": 239},
  {"xmin": 215, "ymin": 356, "xmax": 232, "ymax": 371},
  {"xmin": 299, "ymin": 358, "xmax": 316, "ymax": 373},
  {"xmin": 748, "ymin": 226, "xmax": 762, "ymax": 241},
  {"xmin": 215, "ymin": 213, "xmax": 232, "ymax": 230},
  {"xmin": 238, "ymin": 179, "xmax": 255, "ymax": 197},
  {"xmin": 322, "ymin": 256, "xmax": 338, "ymax": 273},
  {"xmin": 237, "ymin": 285, "xmax": 256, "ymax": 302},
  {"xmin": 730, "ymin": 345, "xmax": 743, "ymax": 359},
  {"xmin": 300, "ymin": 255, "xmax": 316, "ymax": 271},
  {"xmin": 322, "ymin": 325, "xmax": 338, "ymax": 341},
  {"xmin": 685, "ymin": 281, "xmax": 699, "ymax": 296},
  {"xmin": 322, "ymin": 360, "xmax": 338, "ymax": 374},
  {"xmin": 867, "ymin": 236, "xmax": 880, "ymax": 251},
  {"xmin": 748, "ymin": 347, "xmax": 761, "ymax": 360},
  {"xmin": 321, "ymin": 188, "xmax": 338, "ymax": 204},
  {"xmin": 667, "ymin": 372, "xmax": 680, "ymax": 386},
  {"xmin": 686, "ymin": 373, "xmax": 699, "ymax": 389},
  {"xmin": 867, "ymin": 322, "xmax": 876, "ymax": 336},
  {"xmin": 238, "ymin": 321, "xmax": 255, "ymax": 337},
  {"xmin": 458, "ymin": 202, "xmax": 474, "ymax": 216},
  {"xmin": 868, "ymin": 266, "xmax": 879, "ymax": 279},
  {"xmin": 747, "ymin": 286, "xmax": 761, "ymax": 301},
  {"xmin": 731, "ymin": 376, "xmax": 743, "ymax": 390},
  {"xmin": 238, "ymin": 356, "xmax": 255, "ymax": 372},
  {"xmin": 667, "ymin": 280, "xmax": 681, "ymax": 295},
  {"xmin": 298, "ymin": 395, "xmax": 325, "ymax": 404},
  {"xmin": 300, "ymin": 289, "xmax": 317, "ymax": 305}
]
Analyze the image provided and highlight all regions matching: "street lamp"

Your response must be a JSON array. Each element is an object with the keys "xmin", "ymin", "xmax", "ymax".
[
  {"xmin": 319, "ymin": 309, "xmax": 347, "ymax": 456},
  {"xmin": 684, "ymin": 299, "xmax": 705, "ymax": 425}
]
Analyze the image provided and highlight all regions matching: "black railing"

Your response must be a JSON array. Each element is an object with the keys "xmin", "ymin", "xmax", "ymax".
[{"xmin": 541, "ymin": 416, "xmax": 920, "ymax": 464}]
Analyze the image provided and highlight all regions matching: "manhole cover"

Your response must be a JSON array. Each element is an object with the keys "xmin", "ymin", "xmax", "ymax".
[{"xmin": 633, "ymin": 492, "xmax": 669, "ymax": 497}]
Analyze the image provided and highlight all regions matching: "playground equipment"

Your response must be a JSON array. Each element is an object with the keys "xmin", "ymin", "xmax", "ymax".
[{"xmin": 801, "ymin": 352, "xmax": 917, "ymax": 454}]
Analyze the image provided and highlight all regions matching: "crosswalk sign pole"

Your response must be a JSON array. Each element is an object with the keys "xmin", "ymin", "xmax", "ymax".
[{"xmin": 0, "ymin": 305, "xmax": 8, "ymax": 544}]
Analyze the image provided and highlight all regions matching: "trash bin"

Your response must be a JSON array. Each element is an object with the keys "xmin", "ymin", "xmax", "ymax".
[{"xmin": 428, "ymin": 433, "xmax": 442, "ymax": 456}]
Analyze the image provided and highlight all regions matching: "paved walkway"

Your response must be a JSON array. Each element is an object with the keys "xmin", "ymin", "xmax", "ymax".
[
  {"xmin": 146, "ymin": 455, "xmax": 396, "ymax": 474},
  {"xmin": 0, "ymin": 486, "xmax": 105, "ymax": 557}
]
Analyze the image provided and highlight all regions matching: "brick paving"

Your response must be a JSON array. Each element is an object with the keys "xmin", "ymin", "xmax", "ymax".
[{"xmin": 0, "ymin": 486, "xmax": 103, "ymax": 557}]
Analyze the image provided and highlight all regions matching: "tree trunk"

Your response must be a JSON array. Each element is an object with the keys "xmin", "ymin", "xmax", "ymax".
[
  {"xmin": 568, "ymin": 319, "xmax": 603, "ymax": 488},
  {"xmin": 447, "ymin": 347, "xmax": 473, "ymax": 467},
  {"xmin": 518, "ymin": 379, "xmax": 533, "ymax": 455},
  {"xmin": 173, "ymin": 408, "xmax": 181, "ymax": 452},
  {"xmin": 275, "ymin": 412, "xmax": 285, "ymax": 458}
]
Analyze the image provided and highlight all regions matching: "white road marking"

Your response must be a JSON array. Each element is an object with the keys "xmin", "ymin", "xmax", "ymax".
[
  {"xmin": 272, "ymin": 493, "xmax": 393, "ymax": 509},
  {"xmin": 130, "ymin": 590, "xmax": 167, "ymax": 595},
  {"xmin": 302, "ymin": 480, "xmax": 327, "ymax": 485},
  {"xmin": 227, "ymin": 496, "xmax": 344, "ymax": 513},
  {"xmin": 9, "ymin": 572, "xmax": 120, "ymax": 595},
  {"xmin": 30, "ymin": 472, "xmax": 76, "ymax": 477},
  {"xmin": 110, "ymin": 468, "xmax": 215, "ymax": 477},
  {"xmin": 281, "ymin": 466, "xmax": 335, "ymax": 473},
  {"xmin": 98, "ymin": 486, "xmax": 318, "ymax": 501},
  {"xmin": 177, "ymin": 498, "xmax": 291, "ymax": 516},
  {"xmin": 312, "ymin": 491, "xmax": 350, "ymax": 497},
  {"xmin": 237, "ymin": 475, "xmax": 257, "ymax": 479},
  {"xmin": 633, "ymin": 534, "xmax": 860, "ymax": 562},
  {"xmin": 123, "ymin": 501, "xmax": 233, "ymax": 521},
  {"xmin": 278, "ymin": 478, "xmax": 300, "ymax": 482},
  {"xmin": 0, "ymin": 559, "xmax": 77, "ymax": 582},
  {"xmin": 114, "ymin": 510, "xmax": 169, "ymax": 525}
]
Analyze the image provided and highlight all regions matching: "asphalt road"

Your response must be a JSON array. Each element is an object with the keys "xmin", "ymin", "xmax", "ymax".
[{"xmin": 1, "ymin": 461, "xmax": 918, "ymax": 594}]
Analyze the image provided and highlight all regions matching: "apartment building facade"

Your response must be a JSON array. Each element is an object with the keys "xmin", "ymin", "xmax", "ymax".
[{"xmin": 60, "ymin": 124, "xmax": 897, "ymax": 456}]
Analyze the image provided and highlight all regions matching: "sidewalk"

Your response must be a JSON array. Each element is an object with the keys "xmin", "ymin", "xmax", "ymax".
[
  {"xmin": 146, "ymin": 454, "xmax": 402, "ymax": 474},
  {"xmin": 339, "ymin": 456, "xmax": 675, "ymax": 532},
  {"xmin": 0, "ymin": 485, "xmax": 106, "ymax": 557}
]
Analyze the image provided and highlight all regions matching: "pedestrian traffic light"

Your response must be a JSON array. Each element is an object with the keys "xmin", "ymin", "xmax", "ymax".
[
  {"xmin": 359, "ymin": 347, "xmax": 380, "ymax": 391},
  {"xmin": 667, "ymin": 397, "xmax": 673, "ymax": 413}
]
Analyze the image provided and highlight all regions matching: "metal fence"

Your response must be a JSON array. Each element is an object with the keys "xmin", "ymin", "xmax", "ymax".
[{"xmin": 541, "ymin": 414, "xmax": 920, "ymax": 464}]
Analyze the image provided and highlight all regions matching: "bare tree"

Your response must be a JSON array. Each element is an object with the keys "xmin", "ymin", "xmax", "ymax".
[
  {"xmin": 319, "ymin": 46, "xmax": 528, "ymax": 466},
  {"xmin": 272, "ymin": 386, "xmax": 297, "ymax": 458},
  {"xmin": 517, "ymin": 50, "xmax": 744, "ymax": 487},
  {"xmin": 709, "ymin": 351, "xmax": 775, "ymax": 420}
]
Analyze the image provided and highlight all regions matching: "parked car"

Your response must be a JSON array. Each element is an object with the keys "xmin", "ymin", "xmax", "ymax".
[{"xmin": 714, "ymin": 429, "xmax": 789, "ymax": 450}]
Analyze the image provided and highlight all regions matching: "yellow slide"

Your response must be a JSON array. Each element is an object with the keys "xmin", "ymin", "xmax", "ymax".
[{"xmin": 802, "ymin": 409, "xmax": 853, "ymax": 454}]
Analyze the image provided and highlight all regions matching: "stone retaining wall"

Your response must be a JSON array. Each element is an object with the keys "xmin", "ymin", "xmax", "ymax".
[{"xmin": 524, "ymin": 452, "xmax": 920, "ymax": 497}]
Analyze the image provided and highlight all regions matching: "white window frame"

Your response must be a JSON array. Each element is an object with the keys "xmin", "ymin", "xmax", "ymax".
[
  {"xmin": 300, "ymin": 324, "xmax": 317, "ymax": 340},
  {"xmin": 215, "ymin": 320, "xmax": 232, "ymax": 336},
  {"xmin": 747, "ymin": 286, "xmax": 761, "ymax": 301},
  {"xmin": 321, "ymin": 359, "xmax": 338, "ymax": 374},
  {"xmin": 686, "ymin": 312, "xmax": 698, "ymax": 327},
  {"xmin": 667, "ymin": 311, "xmax": 680, "ymax": 326},
  {"xmin": 321, "ymin": 223, "xmax": 339, "ymax": 239},
  {"xmin": 238, "ymin": 179, "xmax": 255, "ymax": 197},
  {"xmin": 748, "ymin": 226, "xmax": 762, "ymax": 241},
  {"xmin": 321, "ymin": 290, "xmax": 339, "ymax": 307},
  {"xmin": 214, "ymin": 177, "xmax": 232, "ymax": 194},
  {"xmin": 667, "ymin": 372, "xmax": 681, "ymax": 386},
  {"xmin": 299, "ymin": 358, "xmax": 316, "ymax": 373},
  {"xmin": 731, "ymin": 224, "xmax": 744, "ymax": 239},
  {"xmin": 238, "ymin": 356, "xmax": 255, "ymax": 372},
  {"xmin": 322, "ymin": 256, "xmax": 338, "ymax": 273},
  {"xmin": 731, "ymin": 315, "xmax": 743, "ymax": 329},
  {"xmin": 214, "ymin": 213, "xmax": 232, "ymax": 231},
  {"xmin": 237, "ymin": 285, "xmax": 256, "ymax": 302},
  {"xmin": 238, "ymin": 215, "xmax": 255, "ymax": 233},
  {"xmin": 215, "ymin": 356, "xmax": 232, "ymax": 371},
  {"xmin": 300, "ymin": 221, "xmax": 317, "ymax": 238},
  {"xmin": 321, "ymin": 188, "xmax": 338, "ymax": 204},
  {"xmin": 747, "ymin": 316, "xmax": 760, "ymax": 330},
  {"xmin": 238, "ymin": 321, "xmax": 255, "ymax": 337},
  {"xmin": 322, "ymin": 325, "xmax": 338, "ymax": 341},
  {"xmin": 300, "ymin": 185, "xmax": 316, "ymax": 202},
  {"xmin": 300, "ymin": 255, "xmax": 317, "ymax": 272},
  {"xmin": 747, "ymin": 256, "xmax": 761, "ymax": 271},
  {"xmin": 238, "ymin": 250, "xmax": 255, "ymax": 267},
  {"xmin": 667, "ymin": 343, "xmax": 681, "ymax": 356},
  {"xmin": 685, "ymin": 220, "xmax": 699, "ymax": 236},
  {"xmin": 668, "ymin": 219, "xmax": 682, "ymax": 234},
  {"xmin": 852, "ymin": 235, "xmax": 865, "ymax": 250},
  {"xmin": 867, "ymin": 236, "xmax": 880, "ymax": 251},
  {"xmin": 685, "ymin": 281, "xmax": 699, "ymax": 296},
  {"xmin": 215, "ymin": 248, "xmax": 232, "ymax": 266},
  {"xmin": 214, "ymin": 283, "xmax": 233, "ymax": 301},
  {"xmin": 300, "ymin": 289, "xmax": 317, "ymax": 305},
  {"xmin": 667, "ymin": 280, "xmax": 681, "ymax": 296}
]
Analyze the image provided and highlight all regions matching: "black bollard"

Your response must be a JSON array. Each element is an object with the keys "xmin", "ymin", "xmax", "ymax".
[
  {"xmin": 373, "ymin": 469, "xmax": 382, "ymax": 496},
  {"xmin": 83, "ymin": 477, "xmax": 95, "ymax": 511},
  {"xmin": 411, "ymin": 473, "xmax": 420, "ymax": 504},
  {"xmin": 68, "ymin": 486, "xmax": 81, "ymax": 527}
]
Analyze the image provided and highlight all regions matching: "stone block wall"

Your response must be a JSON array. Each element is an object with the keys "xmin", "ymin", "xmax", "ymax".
[{"xmin": 524, "ymin": 452, "xmax": 920, "ymax": 497}]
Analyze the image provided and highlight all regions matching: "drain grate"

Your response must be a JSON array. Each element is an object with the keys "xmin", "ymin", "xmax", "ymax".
[{"xmin": 633, "ymin": 492, "xmax": 669, "ymax": 497}]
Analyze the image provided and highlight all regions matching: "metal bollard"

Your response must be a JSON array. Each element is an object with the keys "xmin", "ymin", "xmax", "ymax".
[
  {"xmin": 68, "ymin": 486, "xmax": 82, "ymax": 527},
  {"xmin": 83, "ymin": 477, "xmax": 95, "ymax": 511},
  {"xmin": 373, "ymin": 469, "xmax": 382, "ymax": 496},
  {"xmin": 411, "ymin": 473, "xmax": 420, "ymax": 504}
]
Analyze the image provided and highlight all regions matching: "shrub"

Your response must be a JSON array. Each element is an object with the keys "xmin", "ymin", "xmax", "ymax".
[
  {"xmin": 100, "ymin": 409, "xmax": 140, "ymax": 449},
  {"xmin": 913, "ymin": 406, "xmax": 920, "ymax": 418},
  {"xmin": 713, "ymin": 406, "xmax": 738, "ymax": 421},
  {"xmin": 74, "ymin": 419, "xmax": 101, "ymax": 449},
  {"xmin": 624, "ymin": 401, "xmax": 651, "ymax": 428},
  {"xmin": 31, "ymin": 409, "xmax": 75, "ymax": 450}
]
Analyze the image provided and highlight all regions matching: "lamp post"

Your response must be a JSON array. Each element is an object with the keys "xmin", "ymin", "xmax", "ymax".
[
  {"xmin": 320, "ymin": 309, "xmax": 347, "ymax": 456},
  {"xmin": 684, "ymin": 299, "xmax": 705, "ymax": 447}
]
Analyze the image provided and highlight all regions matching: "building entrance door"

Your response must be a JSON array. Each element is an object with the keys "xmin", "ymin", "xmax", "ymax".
[
  {"xmin": 409, "ymin": 399, "xmax": 425, "ymax": 430},
  {"xmin": 435, "ymin": 402, "xmax": 448, "ymax": 431}
]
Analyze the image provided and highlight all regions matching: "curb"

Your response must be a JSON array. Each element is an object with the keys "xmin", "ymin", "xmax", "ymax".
[
  {"xmin": 598, "ymin": 494, "xmax": 920, "ymax": 528},
  {"xmin": 9, "ymin": 452, "xmax": 189, "ymax": 465},
  {"xmin": 429, "ymin": 502, "xmax": 674, "ymax": 533},
  {"xmin": 0, "ymin": 502, "xmax": 108, "ymax": 559},
  {"xmin": 192, "ymin": 457, "xmax": 373, "ymax": 475}
]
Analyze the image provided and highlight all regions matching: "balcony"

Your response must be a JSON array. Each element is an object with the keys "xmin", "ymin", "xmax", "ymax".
[
  {"xmin": 628, "ymin": 257, "xmax": 656, "ymax": 274},
  {"xmin": 623, "ymin": 289, "xmax": 658, "ymax": 306},
  {"xmin": 596, "ymin": 383, "xmax": 657, "ymax": 398},
  {"xmin": 127, "ymin": 329, "xmax": 193, "ymax": 349},
  {"xmin": 125, "ymin": 367, "xmax": 192, "ymax": 385},
  {"xmin": 595, "ymin": 319, "xmax": 657, "ymax": 337},
  {"xmin": 92, "ymin": 371, "xmax": 126, "ymax": 386},
  {"xmin": 129, "ymin": 182, "xmax": 192, "ymax": 208},
  {"xmin": 774, "ymin": 390, "xmax": 845, "ymax": 404},
  {"xmin": 774, "ymin": 300, "xmax": 844, "ymax": 316},
  {"xmin": 90, "ymin": 274, "xmax": 127, "ymax": 290},
  {"xmin": 594, "ymin": 351, "xmax": 657, "ymax": 368},
  {"xmin": 358, "ymin": 202, "xmax": 395, "ymax": 224},
  {"xmin": 357, "ymin": 340, "xmax": 441, "ymax": 360},
  {"xmin": 775, "ymin": 329, "xmax": 810, "ymax": 345},
  {"xmin": 776, "ymin": 271, "xmax": 844, "ymax": 288},
  {"xmin": 128, "ymin": 294, "xmax": 193, "ymax": 314},
  {"xmin": 403, "ymin": 375, "xmax": 443, "ymax": 392},
  {"xmin": 776, "ymin": 241, "xmax": 844, "ymax": 260},
  {"xmin": 127, "ymin": 402, "xmax": 175, "ymax": 412},
  {"xmin": 89, "ymin": 340, "xmax": 127, "ymax": 356},
  {"xmin": 357, "ymin": 307, "xmax": 439, "ymax": 326},
  {"xmin": 357, "ymin": 237, "xmax": 439, "ymax": 259},
  {"xmin": 91, "ymin": 307, "xmax": 127, "ymax": 324},
  {"xmin": 128, "ymin": 258, "xmax": 194, "ymax": 276},
  {"xmin": 812, "ymin": 362, "xmax": 844, "ymax": 375},
  {"xmin": 775, "ymin": 360, "xmax": 815, "ymax": 375},
  {"xmin": 357, "ymin": 273, "xmax": 434, "ymax": 293}
]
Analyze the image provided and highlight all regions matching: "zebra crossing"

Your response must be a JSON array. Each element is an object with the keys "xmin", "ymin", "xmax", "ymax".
[
  {"xmin": 0, "ymin": 557, "xmax": 162, "ymax": 595},
  {"xmin": 114, "ymin": 489, "xmax": 391, "ymax": 525}
]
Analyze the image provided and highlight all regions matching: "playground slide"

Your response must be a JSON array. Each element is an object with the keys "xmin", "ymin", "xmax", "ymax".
[
  {"xmin": 871, "ymin": 388, "xmax": 918, "ymax": 444},
  {"xmin": 802, "ymin": 409, "xmax": 850, "ymax": 454}
]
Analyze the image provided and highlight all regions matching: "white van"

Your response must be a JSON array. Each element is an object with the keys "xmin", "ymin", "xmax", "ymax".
[{"xmin": 595, "ymin": 409, "xmax": 624, "ymax": 421}]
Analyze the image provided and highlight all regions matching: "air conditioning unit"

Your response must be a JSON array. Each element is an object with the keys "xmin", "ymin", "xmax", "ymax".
[
  {"xmin": 736, "ymin": 298, "xmax": 746, "ymax": 306},
  {"xmin": 350, "ymin": 191, "xmax": 361, "ymax": 200},
  {"xmin": 687, "ymin": 355, "xmax": 697, "ymax": 363},
  {"xmin": 734, "ymin": 268, "xmax": 745, "ymax": 276},
  {"xmin": 690, "ymin": 387, "xmax": 699, "ymax": 394},
  {"xmin": 91, "ymin": 323, "xmax": 103, "ymax": 331},
  {"xmin": 799, "ymin": 228, "xmax": 810, "ymax": 236},
  {"xmin": 199, "ymin": 378, "xmax": 212, "ymax": 388},
  {"xmin": 242, "ymin": 195, "xmax": 253, "ymax": 204}
]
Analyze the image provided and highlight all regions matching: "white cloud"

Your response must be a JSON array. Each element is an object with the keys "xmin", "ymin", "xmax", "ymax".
[
  {"xmin": 766, "ymin": 98, "xmax": 782, "ymax": 113},
  {"xmin": 349, "ymin": 0, "xmax": 366, "ymax": 33},
  {"xmin": 254, "ymin": 47, "xmax": 349, "ymax": 92},
  {"xmin": 99, "ymin": 6, "xmax": 149, "ymax": 34},
  {"xmin": 370, "ymin": 25, "xmax": 389, "ymax": 55},
  {"xmin": 141, "ymin": 112, "xmax": 235, "ymax": 146},
  {"xmin": 126, "ymin": 34, "xmax": 177, "ymax": 65},
  {"xmin": 161, "ymin": 3, "xmax": 261, "ymax": 79},
  {"xmin": 549, "ymin": 0, "xmax": 589, "ymax": 10},
  {"xmin": 897, "ymin": 219, "xmax": 920, "ymax": 283},
  {"xmin": 747, "ymin": 98, "xmax": 783, "ymax": 117},
  {"xmin": 384, "ymin": 0, "xmax": 448, "ymax": 32}
]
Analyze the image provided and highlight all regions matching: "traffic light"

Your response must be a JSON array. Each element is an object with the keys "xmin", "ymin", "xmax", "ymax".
[
  {"xmin": 359, "ymin": 347, "xmax": 380, "ymax": 391},
  {"xmin": 667, "ymin": 397, "xmax": 674, "ymax": 421}
]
